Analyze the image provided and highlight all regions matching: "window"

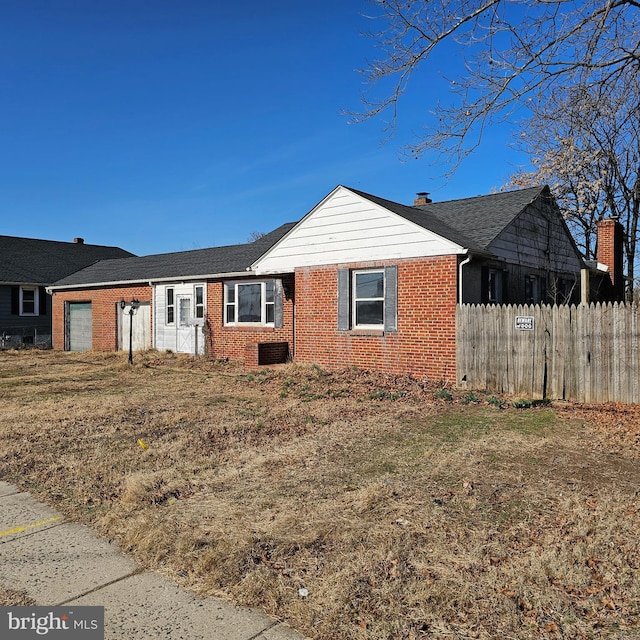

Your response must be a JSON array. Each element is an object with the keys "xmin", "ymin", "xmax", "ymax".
[
  {"xmin": 353, "ymin": 270, "xmax": 384, "ymax": 328},
  {"xmin": 20, "ymin": 287, "xmax": 38, "ymax": 316},
  {"xmin": 338, "ymin": 266, "xmax": 397, "ymax": 332},
  {"xmin": 525, "ymin": 275, "xmax": 546, "ymax": 304},
  {"xmin": 224, "ymin": 280, "xmax": 281, "ymax": 326},
  {"xmin": 194, "ymin": 286, "xmax": 205, "ymax": 319},
  {"xmin": 488, "ymin": 269, "xmax": 503, "ymax": 304},
  {"xmin": 166, "ymin": 287, "xmax": 175, "ymax": 324}
]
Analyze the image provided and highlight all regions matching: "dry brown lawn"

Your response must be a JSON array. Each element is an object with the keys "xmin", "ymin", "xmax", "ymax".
[{"xmin": 1, "ymin": 349, "xmax": 639, "ymax": 639}]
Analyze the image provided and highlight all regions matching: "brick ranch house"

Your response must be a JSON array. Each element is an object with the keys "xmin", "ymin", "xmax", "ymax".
[{"xmin": 48, "ymin": 185, "xmax": 622, "ymax": 383}]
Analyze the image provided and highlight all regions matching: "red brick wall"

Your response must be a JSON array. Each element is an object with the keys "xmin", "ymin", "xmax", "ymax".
[
  {"xmin": 294, "ymin": 256, "xmax": 458, "ymax": 382},
  {"xmin": 51, "ymin": 285, "xmax": 152, "ymax": 351},
  {"xmin": 204, "ymin": 275, "xmax": 294, "ymax": 364},
  {"xmin": 597, "ymin": 219, "xmax": 625, "ymax": 301}
]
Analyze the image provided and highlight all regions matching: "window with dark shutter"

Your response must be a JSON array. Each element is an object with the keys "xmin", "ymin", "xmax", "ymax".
[
  {"xmin": 11, "ymin": 287, "xmax": 19, "ymax": 315},
  {"xmin": 39, "ymin": 287, "xmax": 47, "ymax": 315},
  {"xmin": 274, "ymin": 279, "xmax": 284, "ymax": 328},
  {"xmin": 337, "ymin": 269, "xmax": 350, "ymax": 331},
  {"xmin": 384, "ymin": 265, "xmax": 397, "ymax": 332}
]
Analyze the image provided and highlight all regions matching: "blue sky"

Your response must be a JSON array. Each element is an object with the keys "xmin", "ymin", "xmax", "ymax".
[{"xmin": 0, "ymin": 1, "xmax": 529, "ymax": 256}]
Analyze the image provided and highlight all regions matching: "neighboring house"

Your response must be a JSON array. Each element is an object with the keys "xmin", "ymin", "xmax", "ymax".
[
  {"xmin": 48, "ymin": 185, "xmax": 621, "ymax": 382},
  {"xmin": 0, "ymin": 235, "xmax": 134, "ymax": 348}
]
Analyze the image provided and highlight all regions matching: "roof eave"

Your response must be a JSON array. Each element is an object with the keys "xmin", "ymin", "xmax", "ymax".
[{"xmin": 48, "ymin": 270, "xmax": 258, "ymax": 293}]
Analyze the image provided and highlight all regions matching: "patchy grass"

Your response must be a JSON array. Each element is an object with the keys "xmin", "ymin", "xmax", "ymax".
[{"xmin": 1, "ymin": 350, "xmax": 639, "ymax": 639}]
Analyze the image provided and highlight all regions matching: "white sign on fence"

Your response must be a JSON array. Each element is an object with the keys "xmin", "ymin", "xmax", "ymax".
[{"xmin": 515, "ymin": 316, "xmax": 535, "ymax": 331}]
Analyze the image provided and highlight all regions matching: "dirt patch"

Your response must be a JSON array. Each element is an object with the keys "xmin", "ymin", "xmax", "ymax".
[{"xmin": 1, "ymin": 350, "xmax": 639, "ymax": 639}]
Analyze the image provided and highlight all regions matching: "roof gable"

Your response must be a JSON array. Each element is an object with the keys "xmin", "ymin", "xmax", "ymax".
[{"xmin": 252, "ymin": 186, "xmax": 469, "ymax": 273}]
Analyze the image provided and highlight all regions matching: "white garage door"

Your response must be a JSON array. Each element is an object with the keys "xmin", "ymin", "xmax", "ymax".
[{"xmin": 68, "ymin": 302, "xmax": 92, "ymax": 351}]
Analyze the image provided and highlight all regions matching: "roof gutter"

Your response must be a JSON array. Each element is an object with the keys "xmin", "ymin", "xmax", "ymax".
[{"xmin": 47, "ymin": 270, "xmax": 258, "ymax": 293}]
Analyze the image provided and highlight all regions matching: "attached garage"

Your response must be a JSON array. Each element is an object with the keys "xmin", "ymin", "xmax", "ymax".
[{"xmin": 66, "ymin": 301, "xmax": 92, "ymax": 351}]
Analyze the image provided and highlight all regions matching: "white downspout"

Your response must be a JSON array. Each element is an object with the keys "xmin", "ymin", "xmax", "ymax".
[{"xmin": 458, "ymin": 254, "xmax": 471, "ymax": 303}]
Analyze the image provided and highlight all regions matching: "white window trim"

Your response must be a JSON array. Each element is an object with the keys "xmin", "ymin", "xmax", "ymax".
[
  {"xmin": 194, "ymin": 285, "xmax": 205, "ymax": 319},
  {"xmin": 352, "ymin": 269, "xmax": 385, "ymax": 330},
  {"xmin": 166, "ymin": 287, "xmax": 175, "ymax": 325},
  {"xmin": 19, "ymin": 286, "xmax": 39, "ymax": 317},
  {"xmin": 224, "ymin": 280, "xmax": 275, "ymax": 327}
]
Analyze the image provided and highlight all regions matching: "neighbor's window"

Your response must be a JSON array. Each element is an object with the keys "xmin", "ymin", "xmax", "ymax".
[
  {"xmin": 353, "ymin": 270, "xmax": 385, "ymax": 328},
  {"xmin": 20, "ymin": 287, "xmax": 38, "ymax": 316},
  {"xmin": 166, "ymin": 287, "xmax": 175, "ymax": 324},
  {"xmin": 488, "ymin": 269, "xmax": 503, "ymax": 304},
  {"xmin": 194, "ymin": 285, "xmax": 205, "ymax": 319},
  {"xmin": 225, "ymin": 280, "xmax": 276, "ymax": 326}
]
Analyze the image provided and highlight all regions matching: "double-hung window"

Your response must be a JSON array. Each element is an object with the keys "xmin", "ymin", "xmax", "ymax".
[
  {"xmin": 166, "ymin": 288, "xmax": 175, "ymax": 324},
  {"xmin": 194, "ymin": 285, "xmax": 205, "ymax": 319},
  {"xmin": 20, "ymin": 287, "xmax": 38, "ymax": 316},
  {"xmin": 338, "ymin": 266, "xmax": 397, "ymax": 332},
  {"xmin": 224, "ymin": 280, "xmax": 280, "ymax": 326},
  {"xmin": 353, "ymin": 270, "xmax": 385, "ymax": 328}
]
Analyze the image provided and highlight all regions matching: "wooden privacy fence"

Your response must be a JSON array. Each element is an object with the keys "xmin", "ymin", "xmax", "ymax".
[{"xmin": 456, "ymin": 303, "xmax": 640, "ymax": 404}]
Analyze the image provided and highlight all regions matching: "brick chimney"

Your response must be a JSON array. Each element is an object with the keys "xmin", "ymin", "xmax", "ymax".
[
  {"xmin": 414, "ymin": 192, "xmax": 432, "ymax": 206},
  {"xmin": 73, "ymin": 237, "xmax": 85, "ymax": 244},
  {"xmin": 596, "ymin": 219, "xmax": 625, "ymax": 300}
]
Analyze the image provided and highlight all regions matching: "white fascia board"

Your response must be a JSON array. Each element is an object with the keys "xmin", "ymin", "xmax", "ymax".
[{"xmin": 47, "ymin": 271, "xmax": 256, "ymax": 292}]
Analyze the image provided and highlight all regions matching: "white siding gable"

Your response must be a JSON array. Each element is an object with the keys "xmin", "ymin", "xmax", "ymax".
[{"xmin": 252, "ymin": 186, "xmax": 465, "ymax": 274}]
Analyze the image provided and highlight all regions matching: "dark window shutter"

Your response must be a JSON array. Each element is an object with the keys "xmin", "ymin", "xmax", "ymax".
[
  {"xmin": 384, "ymin": 265, "xmax": 398, "ymax": 332},
  {"xmin": 274, "ymin": 279, "xmax": 284, "ymax": 328},
  {"xmin": 11, "ymin": 287, "xmax": 19, "ymax": 315},
  {"xmin": 39, "ymin": 287, "xmax": 47, "ymax": 316},
  {"xmin": 481, "ymin": 266, "xmax": 489, "ymax": 303},
  {"xmin": 337, "ymin": 269, "xmax": 350, "ymax": 331}
]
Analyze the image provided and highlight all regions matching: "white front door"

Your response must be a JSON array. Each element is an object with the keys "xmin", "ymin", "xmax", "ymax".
[{"xmin": 176, "ymin": 295, "xmax": 193, "ymax": 353}]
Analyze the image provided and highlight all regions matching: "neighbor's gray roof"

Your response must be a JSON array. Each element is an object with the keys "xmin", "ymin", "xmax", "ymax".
[
  {"xmin": 51, "ymin": 223, "xmax": 297, "ymax": 288},
  {"xmin": 0, "ymin": 236, "xmax": 135, "ymax": 286},
  {"xmin": 350, "ymin": 184, "xmax": 547, "ymax": 254}
]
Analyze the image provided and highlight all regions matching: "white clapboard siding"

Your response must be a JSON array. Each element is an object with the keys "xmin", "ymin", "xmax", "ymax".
[
  {"xmin": 154, "ymin": 283, "xmax": 205, "ymax": 354},
  {"xmin": 253, "ymin": 186, "xmax": 465, "ymax": 273}
]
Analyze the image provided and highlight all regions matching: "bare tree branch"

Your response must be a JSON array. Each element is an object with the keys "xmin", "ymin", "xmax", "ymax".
[{"xmin": 350, "ymin": 0, "xmax": 640, "ymax": 167}]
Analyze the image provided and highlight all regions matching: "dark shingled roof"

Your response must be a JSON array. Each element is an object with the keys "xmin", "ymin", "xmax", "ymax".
[
  {"xmin": 0, "ymin": 236, "xmax": 135, "ymax": 285},
  {"xmin": 52, "ymin": 223, "xmax": 297, "ymax": 287},
  {"xmin": 413, "ymin": 185, "xmax": 547, "ymax": 251},
  {"xmin": 350, "ymin": 185, "xmax": 547, "ymax": 254}
]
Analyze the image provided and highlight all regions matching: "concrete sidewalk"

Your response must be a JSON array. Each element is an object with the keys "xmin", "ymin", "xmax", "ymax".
[{"xmin": 0, "ymin": 482, "xmax": 306, "ymax": 639}]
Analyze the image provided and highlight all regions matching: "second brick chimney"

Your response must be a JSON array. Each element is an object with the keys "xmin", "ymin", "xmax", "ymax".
[
  {"xmin": 596, "ymin": 219, "xmax": 625, "ymax": 301},
  {"xmin": 414, "ymin": 192, "xmax": 432, "ymax": 206}
]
